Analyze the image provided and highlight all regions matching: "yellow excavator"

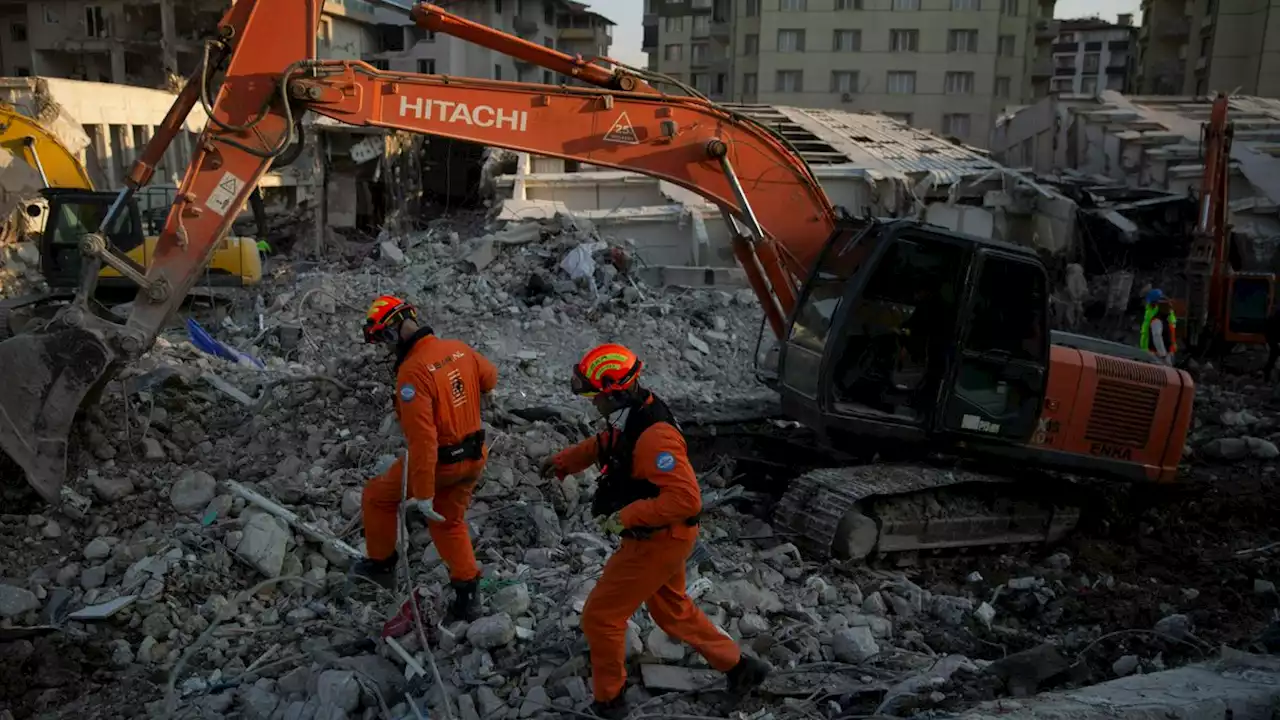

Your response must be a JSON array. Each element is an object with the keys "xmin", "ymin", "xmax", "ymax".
[{"xmin": 0, "ymin": 103, "xmax": 262, "ymax": 334}]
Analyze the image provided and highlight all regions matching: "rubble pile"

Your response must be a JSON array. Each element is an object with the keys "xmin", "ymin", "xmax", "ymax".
[{"xmin": 1, "ymin": 213, "xmax": 1279, "ymax": 719}]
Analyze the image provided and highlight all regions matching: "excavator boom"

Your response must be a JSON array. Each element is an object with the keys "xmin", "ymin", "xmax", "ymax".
[{"xmin": 0, "ymin": 0, "xmax": 839, "ymax": 503}]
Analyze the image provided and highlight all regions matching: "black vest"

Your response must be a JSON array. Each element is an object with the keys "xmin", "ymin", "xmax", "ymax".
[{"xmin": 591, "ymin": 394, "xmax": 680, "ymax": 518}]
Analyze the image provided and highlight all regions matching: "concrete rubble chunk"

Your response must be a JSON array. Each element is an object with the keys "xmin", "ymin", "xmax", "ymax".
[
  {"xmin": 519, "ymin": 686, "xmax": 550, "ymax": 718},
  {"xmin": 1112, "ymin": 654, "xmax": 1140, "ymax": 677},
  {"xmin": 687, "ymin": 332, "xmax": 711, "ymax": 354},
  {"xmin": 84, "ymin": 538, "xmax": 112, "ymax": 560},
  {"xmin": 641, "ymin": 664, "xmax": 719, "ymax": 692},
  {"xmin": 832, "ymin": 626, "xmax": 880, "ymax": 663},
  {"xmin": 0, "ymin": 584, "xmax": 39, "ymax": 618},
  {"xmin": 89, "ymin": 474, "xmax": 136, "ymax": 502},
  {"xmin": 316, "ymin": 670, "xmax": 361, "ymax": 713},
  {"xmin": 987, "ymin": 642, "xmax": 1070, "ymax": 697},
  {"xmin": 490, "ymin": 582, "xmax": 531, "ymax": 616},
  {"xmin": 647, "ymin": 627, "xmax": 687, "ymax": 661},
  {"xmin": 457, "ymin": 694, "xmax": 481, "ymax": 720},
  {"xmin": 1154, "ymin": 613, "xmax": 1193, "ymax": 641},
  {"xmin": 236, "ymin": 513, "xmax": 289, "ymax": 578},
  {"xmin": 171, "ymin": 469, "xmax": 217, "ymax": 513},
  {"xmin": 379, "ymin": 241, "xmax": 407, "ymax": 266},
  {"xmin": 467, "ymin": 612, "xmax": 516, "ymax": 649},
  {"xmin": 739, "ymin": 613, "xmax": 771, "ymax": 637}
]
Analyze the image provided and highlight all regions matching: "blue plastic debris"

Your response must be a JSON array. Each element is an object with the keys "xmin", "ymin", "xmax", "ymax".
[{"xmin": 185, "ymin": 318, "xmax": 265, "ymax": 369}]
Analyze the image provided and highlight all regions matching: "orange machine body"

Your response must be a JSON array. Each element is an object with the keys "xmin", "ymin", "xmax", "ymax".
[{"xmin": 1029, "ymin": 346, "xmax": 1194, "ymax": 482}]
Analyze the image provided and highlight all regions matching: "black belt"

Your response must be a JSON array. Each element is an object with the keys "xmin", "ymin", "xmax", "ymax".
[
  {"xmin": 438, "ymin": 430, "xmax": 485, "ymax": 465},
  {"xmin": 620, "ymin": 513, "xmax": 701, "ymax": 540}
]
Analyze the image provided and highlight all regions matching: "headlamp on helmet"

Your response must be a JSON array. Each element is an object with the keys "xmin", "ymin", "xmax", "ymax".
[{"xmin": 363, "ymin": 295, "xmax": 417, "ymax": 344}]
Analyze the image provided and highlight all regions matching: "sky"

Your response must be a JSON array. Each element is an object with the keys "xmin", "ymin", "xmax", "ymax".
[{"xmin": 604, "ymin": 0, "xmax": 1143, "ymax": 68}]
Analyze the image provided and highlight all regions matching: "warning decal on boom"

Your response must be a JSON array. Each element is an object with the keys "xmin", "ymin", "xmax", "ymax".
[{"xmin": 604, "ymin": 112, "xmax": 639, "ymax": 144}]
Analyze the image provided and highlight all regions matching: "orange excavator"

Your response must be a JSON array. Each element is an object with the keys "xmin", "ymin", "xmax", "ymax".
[
  {"xmin": 0, "ymin": 1, "xmax": 1196, "ymax": 559},
  {"xmin": 1181, "ymin": 93, "xmax": 1277, "ymax": 354}
]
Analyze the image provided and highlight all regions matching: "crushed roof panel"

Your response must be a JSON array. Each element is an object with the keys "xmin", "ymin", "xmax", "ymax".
[{"xmin": 724, "ymin": 104, "xmax": 1003, "ymax": 182}]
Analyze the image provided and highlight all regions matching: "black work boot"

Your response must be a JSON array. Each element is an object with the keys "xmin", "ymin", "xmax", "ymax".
[
  {"xmin": 590, "ymin": 694, "xmax": 628, "ymax": 720},
  {"xmin": 350, "ymin": 551, "xmax": 399, "ymax": 590},
  {"xmin": 447, "ymin": 578, "xmax": 482, "ymax": 622},
  {"xmin": 726, "ymin": 654, "xmax": 770, "ymax": 693}
]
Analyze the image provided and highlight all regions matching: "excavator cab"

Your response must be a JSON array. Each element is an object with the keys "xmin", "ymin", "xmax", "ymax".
[
  {"xmin": 778, "ymin": 219, "xmax": 1049, "ymax": 453},
  {"xmin": 1222, "ymin": 273, "xmax": 1276, "ymax": 342},
  {"xmin": 40, "ymin": 188, "xmax": 148, "ymax": 290}
]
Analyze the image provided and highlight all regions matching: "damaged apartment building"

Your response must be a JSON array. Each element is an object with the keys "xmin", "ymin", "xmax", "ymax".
[{"xmin": 991, "ymin": 91, "xmax": 1280, "ymax": 279}]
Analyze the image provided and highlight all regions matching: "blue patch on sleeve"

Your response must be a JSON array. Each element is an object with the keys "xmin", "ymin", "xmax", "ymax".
[
  {"xmin": 655, "ymin": 452, "xmax": 677, "ymax": 472},
  {"xmin": 399, "ymin": 384, "xmax": 416, "ymax": 403}
]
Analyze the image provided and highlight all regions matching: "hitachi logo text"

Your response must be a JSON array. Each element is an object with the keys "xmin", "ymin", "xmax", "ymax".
[{"xmin": 399, "ymin": 96, "xmax": 528, "ymax": 132}]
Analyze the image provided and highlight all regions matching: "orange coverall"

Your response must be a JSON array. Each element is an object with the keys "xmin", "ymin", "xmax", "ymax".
[
  {"xmin": 551, "ymin": 417, "xmax": 741, "ymax": 702},
  {"xmin": 363, "ymin": 335, "xmax": 498, "ymax": 582}
]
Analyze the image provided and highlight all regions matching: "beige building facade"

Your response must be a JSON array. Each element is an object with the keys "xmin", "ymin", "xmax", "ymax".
[
  {"xmin": 644, "ymin": 0, "xmax": 1055, "ymax": 146},
  {"xmin": 1043, "ymin": 16, "xmax": 1135, "ymax": 95},
  {"xmin": 1136, "ymin": 0, "xmax": 1280, "ymax": 96}
]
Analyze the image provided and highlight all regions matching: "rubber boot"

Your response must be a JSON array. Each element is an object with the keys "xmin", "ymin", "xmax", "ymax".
[
  {"xmin": 447, "ymin": 578, "xmax": 482, "ymax": 622},
  {"xmin": 350, "ymin": 551, "xmax": 398, "ymax": 590},
  {"xmin": 725, "ymin": 654, "xmax": 770, "ymax": 693},
  {"xmin": 589, "ymin": 695, "xmax": 628, "ymax": 720}
]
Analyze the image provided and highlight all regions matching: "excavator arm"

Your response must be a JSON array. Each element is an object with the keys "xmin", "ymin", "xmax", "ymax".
[
  {"xmin": 1184, "ymin": 93, "xmax": 1233, "ymax": 351},
  {"xmin": 0, "ymin": 0, "xmax": 837, "ymax": 504}
]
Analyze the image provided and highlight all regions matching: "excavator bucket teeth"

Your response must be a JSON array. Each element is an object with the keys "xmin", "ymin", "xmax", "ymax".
[{"xmin": 0, "ymin": 326, "xmax": 114, "ymax": 505}]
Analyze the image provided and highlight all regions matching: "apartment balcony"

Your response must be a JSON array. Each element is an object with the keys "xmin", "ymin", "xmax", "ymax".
[
  {"xmin": 711, "ymin": 18, "xmax": 731, "ymax": 38},
  {"xmin": 512, "ymin": 16, "xmax": 540, "ymax": 37},
  {"xmin": 690, "ymin": 0, "xmax": 713, "ymax": 11},
  {"xmin": 1154, "ymin": 16, "xmax": 1189, "ymax": 39},
  {"xmin": 1032, "ymin": 58, "xmax": 1052, "ymax": 76},
  {"xmin": 559, "ymin": 27, "xmax": 609, "ymax": 43},
  {"xmin": 1036, "ymin": 20, "xmax": 1057, "ymax": 40},
  {"xmin": 1052, "ymin": 41, "xmax": 1078, "ymax": 53}
]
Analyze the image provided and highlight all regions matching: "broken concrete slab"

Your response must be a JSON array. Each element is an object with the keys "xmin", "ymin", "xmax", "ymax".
[
  {"xmin": 958, "ymin": 649, "xmax": 1280, "ymax": 720},
  {"xmin": 640, "ymin": 664, "xmax": 720, "ymax": 692}
]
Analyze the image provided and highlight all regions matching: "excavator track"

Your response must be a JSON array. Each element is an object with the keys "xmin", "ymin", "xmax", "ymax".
[{"xmin": 773, "ymin": 465, "xmax": 1080, "ymax": 561}]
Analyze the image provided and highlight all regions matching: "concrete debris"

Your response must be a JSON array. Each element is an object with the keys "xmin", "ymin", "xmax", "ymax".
[{"xmin": 6, "ymin": 210, "xmax": 1280, "ymax": 720}]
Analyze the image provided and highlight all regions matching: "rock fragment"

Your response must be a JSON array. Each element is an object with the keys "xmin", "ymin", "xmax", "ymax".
[
  {"xmin": 171, "ymin": 470, "xmax": 217, "ymax": 512},
  {"xmin": 467, "ymin": 613, "xmax": 516, "ymax": 649},
  {"xmin": 832, "ymin": 626, "xmax": 880, "ymax": 663}
]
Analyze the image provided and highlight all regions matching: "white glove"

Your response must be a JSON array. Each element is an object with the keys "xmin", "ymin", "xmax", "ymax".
[{"xmin": 414, "ymin": 498, "xmax": 446, "ymax": 523}]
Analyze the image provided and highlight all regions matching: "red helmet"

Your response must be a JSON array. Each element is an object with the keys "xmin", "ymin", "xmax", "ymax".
[
  {"xmin": 572, "ymin": 343, "xmax": 643, "ymax": 397},
  {"xmin": 364, "ymin": 295, "xmax": 417, "ymax": 344}
]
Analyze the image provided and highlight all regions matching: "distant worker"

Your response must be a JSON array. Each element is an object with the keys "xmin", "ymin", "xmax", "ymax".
[
  {"xmin": 1140, "ymin": 288, "xmax": 1177, "ymax": 366},
  {"xmin": 353, "ymin": 295, "xmax": 497, "ymax": 622},
  {"xmin": 539, "ymin": 344, "xmax": 769, "ymax": 719},
  {"xmin": 1064, "ymin": 263, "xmax": 1088, "ymax": 330}
]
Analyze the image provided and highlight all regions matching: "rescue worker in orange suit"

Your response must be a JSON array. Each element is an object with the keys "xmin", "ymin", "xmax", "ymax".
[
  {"xmin": 353, "ymin": 295, "xmax": 497, "ymax": 621},
  {"xmin": 538, "ymin": 344, "xmax": 769, "ymax": 719}
]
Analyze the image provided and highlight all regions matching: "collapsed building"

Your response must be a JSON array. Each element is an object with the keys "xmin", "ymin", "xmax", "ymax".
[{"xmin": 991, "ymin": 92, "xmax": 1280, "ymax": 277}]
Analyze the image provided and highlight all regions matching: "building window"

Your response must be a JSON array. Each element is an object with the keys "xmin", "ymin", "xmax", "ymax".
[
  {"xmin": 692, "ymin": 15, "xmax": 710, "ymax": 36},
  {"xmin": 714, "ymin": 73, "xmax": 727, "ymax": 94},
  {"xmin": 544, "ymin": 36, "xmax": 554, "ymax": 48},
  {"xmin": 995, "ymin": 75, "xmax": 1012, "ymax": 97},
  {"xmin": 543, "ymin": 70, "xmax": 553, "ymax": 83},
  {"xmin": 664, "ymin": 16, "xmax": 684, "ymax": 32},
  {"xmin": 831, "ymin": 70, "xmax": 859, "ymax": 93},
  {"xmin": 775, "ymin": 70, "xmax": 804, "ymax": 92},
  {"xmin": 885, "ymin": 112, "xmax": 913, "ymax": 125},
  {"xmin": 781, "ymin": 0, "xmax": 808, "ymax": 9},
  {"xmin": 418, "ymin": 58, "xmax": 436, "ymax": 74},
  {"xmin": 692, "ymin": 72, "xmax": 710, "ymax": 93},
  {"xmin": 834, "ymin": 29, "xmax": 861, "ymax": 51},
  {"xmin": 837, "ymin": 0, "xmax": 864, "ymax": 8},
  {"xmin": 1106, "ymin": 73, "xmax": 1124, "ymax": 91},
  {"xmin": 744, "ymin": 34, "xmax": 759, "ymax": 55},
  {"xmin": 778, "ymin": 29, "xmax": 806, "ymax": 52},
  {"xmin": 890, "ymin": 29, "xmax": 919, "ymax": 52},
  {"xmin": 14, "ymin": 67, "xmax": 29, "ymax": 77},
  {"xmin": 945, "ymin": 71, "xmax": 975, "ymax": 94},
  {"xmin": 951, "ymin": 0, "xmax": 980, "ymax": 9},
  {"xmin": 1050, "ymin": 77, "xmax": 1072, "ymax": 92},
  {"xmin": 544, "ymin": 1, "xmax": 554, "ymax": 24},
  {"xmin": 1000, "ymin": 0, "xmax": 1018, "ymax": 14},
  {"xmin": 1082, "ymin": 76, "xmax": 1098, "ymax": 94},
  {"xmin": 893, "ymin": 0, "xmax": 921, "ymax": 10},
  {"xmin": 495, "ymin": 0, "xmax": 503, "ymax": 12},
  {"xmin": 998, "ymin": 34, "xmax": 1015, "ymax": 56},
  {"xmin": 887, "ymin": 71, "xmax": 916, "ymax": 94},
  {"xmin": 745, "ymin": 0, "xmax": 759, "ymax": 16},
  {"xmin": 43, "ymin": 7, "xmax": 59, "ymax": 23},
  {"xmin": 743, "ymin": 72, "xmax": 758, "ymax": 95},
  {"xmin": 85, "ymin": 5, "xmax": 107, "ymax": 38},
  {"xmin": 370, "ymin": 59, "xmax": 391, "ymax": 71},
  {"xmin": 948, "ymin": 29, "xmax": 977, "ymax": 52},
  {"xmin": 692, "ymin": 43, "xmax": 709, "ymax": 62},
  {"xmin": 1083, "ymin": 52, "xmax": 1100, "ymax": 72},
  {"xmin": 664, "ymin": 44, "xmax": 683, "ymax": 61},
  {"xmin": 943, "ymin": 113, "xmax": 971, "ymax": 137},
  {"xmin": 10, "ymin": 22, "xmax": 27, "ymax": 41},
  {"xmin": 494, "ymin": 64, "xmax": 503, "ymax": 80}
]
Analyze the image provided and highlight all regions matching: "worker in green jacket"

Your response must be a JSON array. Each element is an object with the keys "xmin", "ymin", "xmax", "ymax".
[{"xmin": 1139, "ymin": 288, "xmax": 1177, "ymax": 366}]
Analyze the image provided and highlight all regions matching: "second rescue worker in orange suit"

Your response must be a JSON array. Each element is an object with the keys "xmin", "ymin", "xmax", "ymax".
[
  {"xmin": 539, "ymin": 344, "xmax": 769, "ymax": 719},
  {"xmin": 353, "ymin": 295, "xmax": 497, "ymax": 621}
]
